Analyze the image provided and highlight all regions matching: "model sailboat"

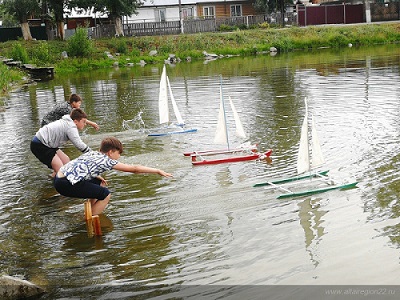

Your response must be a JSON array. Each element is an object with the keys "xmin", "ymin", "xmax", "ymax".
[
  {"xmin": 185, "ymin": 77, "xmax": 272, "ymax": 165},
  {"xmin": 253, "ymin": 98, "xmax": 357, "ymax": 198},
  {"xmin": 148, "ymin": 65, "xmax": 197, "ymax": 137}
]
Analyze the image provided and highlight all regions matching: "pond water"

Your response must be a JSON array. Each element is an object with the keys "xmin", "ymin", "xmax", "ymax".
[{"xmin": 1, "ymin": 44, "xmax": 400, "ymax": 298}]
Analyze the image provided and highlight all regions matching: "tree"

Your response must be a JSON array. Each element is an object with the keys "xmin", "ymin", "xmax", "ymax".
[
  {"xmin": 254, "ymin": 0, "xmax": 293, "ymax": 25},
  {"xmin": 0, "ymin": 3, "xmax": 20, "ymax": 27},
  {"xmin": 46, "ymin": 0, "xmax": 67, "ymax": 40},
  {"xmin": 69, "ymin": 0, "xmax": 142, "ymax": 36},
  {"xmin": 2, "ymin": 0, "xmax": 40, "ymax": 40}
]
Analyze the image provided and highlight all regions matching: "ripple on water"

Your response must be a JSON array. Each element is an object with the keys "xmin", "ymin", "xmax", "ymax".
[{"xmin": 1, "ymin": 48, "xmax": 400, "ymax": 296}]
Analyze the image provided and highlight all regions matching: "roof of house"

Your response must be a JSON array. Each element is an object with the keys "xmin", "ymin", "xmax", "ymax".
[
  {"xmin": 141, "ymin": 0, "xmax": 243, "ymax": 6},
  {"xmin": 65, "ymin": 0, "xmax": 244, "ymax": 17}
]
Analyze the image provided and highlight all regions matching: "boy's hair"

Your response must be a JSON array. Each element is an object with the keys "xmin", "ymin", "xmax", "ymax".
[
  {"xmin": 70, "ymin": 108, "xmax": 87, "ymax": 121},
  {"xmin": 100, "ymin": 137, "xmax": 124, "ymax": 154},
  {"xmin": 69, "ymin": 94, "xmax": 82, "ymax": 104}
]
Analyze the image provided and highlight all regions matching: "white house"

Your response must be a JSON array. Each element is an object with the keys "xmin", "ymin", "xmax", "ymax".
[{"xmin": 125, "ymin": 0, "xmax": 253, "ymax": 23}]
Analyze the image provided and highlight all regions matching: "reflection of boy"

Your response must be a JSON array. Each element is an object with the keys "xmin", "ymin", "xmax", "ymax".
[
  {"xmin": 30, "ymin": 108, "xmax": 91, "ymax": 176},
  {"xmin": 54, "ymin": 137, "xmax": 173, "ymax": 216},
  {"xmin": 41, "ymin": 93, "xmax": 99, "ymax": 130}
]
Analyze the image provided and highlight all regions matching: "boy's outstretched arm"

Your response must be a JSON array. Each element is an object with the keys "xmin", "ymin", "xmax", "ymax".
[
  {"xmin": 86, "ymin": 120, "xmax": 100, "ymax": 130},
  {"xmin": 113, "ymin": 162, "xmax": 173, "ymax": 178}
]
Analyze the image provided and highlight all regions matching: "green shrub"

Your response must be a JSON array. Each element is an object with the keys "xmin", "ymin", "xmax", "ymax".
[
  {"xmin": 9, "ymin": 43, "xmax": 29, "ymax": 64},
  {"xmin": 130, "ymin": 48, "xmax": 141, "ymax": 56},
  {"xmin": 258, "ymin": 22, "xmax": 270, "ymax": 29},
  {"xmin": 0, "ymin": 63, "xmax": 23, "ymax": 98},
  {"xmin": 219, "ymin": 24, "xmax": 235, "ymax": 32},
  {"xmin": 115, "ymin": 38, "xmax": 128, "ymax": 54},
  {"xmin": 67, "ymin": 27, "xmax": 93, "ymax": 57},
  {"xmin": 30, "ymin": 41, "xmax": 50, "ymax": 65}
]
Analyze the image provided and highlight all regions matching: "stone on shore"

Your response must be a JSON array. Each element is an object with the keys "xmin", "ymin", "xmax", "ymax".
[{"xmin": 0, "ymin": 275, "xmax": 45, "ymax": 299}]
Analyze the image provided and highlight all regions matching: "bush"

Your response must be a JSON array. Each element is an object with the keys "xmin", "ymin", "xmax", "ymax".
[
  {"xmin": 9, "ymin": 43, "xmax": 29, "ymax": 64},
  {"xmin": 130, "ymin": 48, "xmax": 141, "ymax": 57},
  {"xmin": 258, "ymin": 22, "xmax": 270, "ymax": 29},
  {"xmin": 0, "ymin": 63, "xmax": 23, "ymax": 99},
  {"xmin": 67, "ymin": 27, "xmax": 93, "ymax": 57},
  {"xmin": 219, "ymin": 24, "xmax": 235, "ymax": 32},
  {"xmin": 114, "ymin": 38, "xmax": 128, "ymax": 54},
  {"xmin": 30, "ymin": 41, "xmax": 51, "ymax": 65}
]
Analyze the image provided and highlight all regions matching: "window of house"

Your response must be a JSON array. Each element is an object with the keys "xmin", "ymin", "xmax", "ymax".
[
  {"xmin": 203, "ymin": 6, "xmax": 215, "ymax": 18},
  {"xmin": 155, "ymin": 8, "xmax": 166, "ymax": 22},
  {"xmin": 182, "ymin": 7, "xmax": 193, "ymax": 19},
  {"xmin": 231, "ymin": 5, "xmax": 242, "ymax": 17}
]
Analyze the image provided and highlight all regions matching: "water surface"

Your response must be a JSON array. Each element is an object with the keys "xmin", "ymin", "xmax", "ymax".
[{"xmin": 0, "ymin": 44, "xmax": 400, "ymax": 298}]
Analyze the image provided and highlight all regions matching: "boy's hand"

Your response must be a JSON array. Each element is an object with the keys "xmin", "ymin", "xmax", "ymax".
[{"xmin": 158, "ymin": 170, "xmax": 173, "ymax": 178}]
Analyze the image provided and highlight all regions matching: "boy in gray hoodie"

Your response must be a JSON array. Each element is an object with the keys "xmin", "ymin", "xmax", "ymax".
[{"xmin": 31, "ymin": 108, "xmax": 91, "ymax": 177}]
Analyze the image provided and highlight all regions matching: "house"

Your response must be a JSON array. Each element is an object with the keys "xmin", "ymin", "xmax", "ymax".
[
  {"xmin": 64, "ymin": 8, "xmax": 110, "ymax": 29},
  {"xmin": 125, "ymin": 0, "xmax": 257, "ymax": 23}
]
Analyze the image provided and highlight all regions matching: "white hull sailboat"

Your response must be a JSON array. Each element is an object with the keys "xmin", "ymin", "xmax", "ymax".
[
  {"xmin": 148, "ymin": 65, "xmax": 197, "ymax": 137},
  {"xmin": 185, "ymin": 76, "xmax": 272, "ymax": 165},
  {"xmin": 253, "ymin": 98, "xmax": 357, "ymax": 197}
]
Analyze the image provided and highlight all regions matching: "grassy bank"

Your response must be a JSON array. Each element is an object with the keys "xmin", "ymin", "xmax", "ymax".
[
  {"xmin": 0, "ymin": 22, "xmax": 399, "ymax": 94},
  {"xmin": 0, "ymin": 63, "xmax": 24, "ymax": 104}
]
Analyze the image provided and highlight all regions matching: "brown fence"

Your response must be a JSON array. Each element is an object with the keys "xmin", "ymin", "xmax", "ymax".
[{"xmin": 297, "ymin": 4, "xmax": 365, "ymax": 26}]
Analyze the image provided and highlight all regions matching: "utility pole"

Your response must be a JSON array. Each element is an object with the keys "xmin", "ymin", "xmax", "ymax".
[{"xmin": 179, "ymin": 0, "xmax": 183, "ymax": 33}]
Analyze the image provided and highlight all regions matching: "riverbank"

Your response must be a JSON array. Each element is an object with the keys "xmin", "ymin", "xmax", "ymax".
[
  {"xmin": 0, "ymin": 63, "xmax": 25, "ymax": 105},
  {"xmin": 0, "ymin": 22, "xmax": 399, "ymax": 100}
]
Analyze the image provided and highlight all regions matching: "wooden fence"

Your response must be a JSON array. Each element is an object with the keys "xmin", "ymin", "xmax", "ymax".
[
  {"xmin": 90, "ymin": 14, "xmax": 295, "ymax": 38},
  {"xmin": 70, "ymin": 3, "xmax": 400, "ymax": 40},
  {"xmin": 125, "ymin": 20, "xmax": 181, "ymax": 36}
]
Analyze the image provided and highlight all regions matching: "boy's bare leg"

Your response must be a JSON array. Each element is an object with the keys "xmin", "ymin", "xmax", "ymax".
[
  {"xmin": 51, "ymin": 150, "xmax": 70, "ymax": 176},
  {"xmin": 90, "ymin": 195, "xmax": 111, "ymax": 216},
  {"xmin": 56, "ymin": 149, "xmax": 70, "ymax": 165}
]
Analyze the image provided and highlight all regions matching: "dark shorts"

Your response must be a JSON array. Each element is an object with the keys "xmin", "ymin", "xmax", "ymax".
[
  {"xmin": 30, "ymin": 136, "xmax": 58, "ymax": 169},
  {"xmin": 53, "ymin": 176, "xmax": 110, "ymax": 200}
]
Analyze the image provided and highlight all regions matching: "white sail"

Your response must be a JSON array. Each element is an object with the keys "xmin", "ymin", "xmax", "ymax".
[
  {"xmin": 297, "ymin": 101, "xmax": 310, "ymax": 174},
  {"xmin": 158, "ymin": 65, "xmax": 169, "ymax": 125},
  {"xmin": 214, "ymin": 85, "xmax": 229, "ymax": 145},
  {"xmin": 166, "ymin": 75, "xmax": 184, "ymax": 126},
  {"xmin": 311, "ymin": 114, "xmax": 325, "ymax": 168},
  {"xmin": 229, "ymin": 96, "xmax": 246, "ymax": 139}
]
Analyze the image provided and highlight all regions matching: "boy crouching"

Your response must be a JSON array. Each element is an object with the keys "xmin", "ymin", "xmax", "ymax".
[{"xmin": 54, "ymin": 137, "xmax": 173, "ymax": 216}]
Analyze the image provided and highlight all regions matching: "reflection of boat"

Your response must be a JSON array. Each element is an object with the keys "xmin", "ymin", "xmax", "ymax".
[
  {"xmin": 148, "ymin": 65, "xmax": 197, "ymax": 137},
  {"xmin": 254, "ymin": 98, "xmax": 357, "ymax": 197},
  {"xmin": 187, "ymin": 76, "xmax": 272, "ymax": 165}
]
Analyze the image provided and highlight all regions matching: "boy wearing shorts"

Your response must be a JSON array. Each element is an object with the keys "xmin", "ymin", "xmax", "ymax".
[
  {"xmin": 54, "ymin": 137, "xmax": 173, "ymax": 216},
  {"xmin": 31, "ymin": 108, "xmax": 91, "ymax": 176}
]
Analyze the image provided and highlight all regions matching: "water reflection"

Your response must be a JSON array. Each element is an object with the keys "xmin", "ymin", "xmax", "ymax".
[
  {"xmin": 298, "ymin": 197, "xmax": 327, "ymax": 267},
  {"xmin": 1, "ymin": 44, "xmax": 400, "ymax": 297}
]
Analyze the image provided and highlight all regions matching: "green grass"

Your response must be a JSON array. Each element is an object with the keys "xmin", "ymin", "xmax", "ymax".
[{"xmin": 0, "ymin": 63, "xmax": 24, "ymax": 104}]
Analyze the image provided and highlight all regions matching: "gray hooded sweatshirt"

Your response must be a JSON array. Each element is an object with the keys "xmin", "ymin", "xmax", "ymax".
[{"xmin": 35, "ymin": 114, "xmax": 90, "ymax": 153}]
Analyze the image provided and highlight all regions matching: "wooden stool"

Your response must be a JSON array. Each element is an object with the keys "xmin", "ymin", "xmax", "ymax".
[{"xmin": 84, "ymin": 200, "xmax": 102, "ymax": 237}]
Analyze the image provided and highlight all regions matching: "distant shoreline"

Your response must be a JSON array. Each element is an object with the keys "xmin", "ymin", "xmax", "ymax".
[{"xmin": 0, "ymin": 21, "xmax": 399, "ymax": 96}]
